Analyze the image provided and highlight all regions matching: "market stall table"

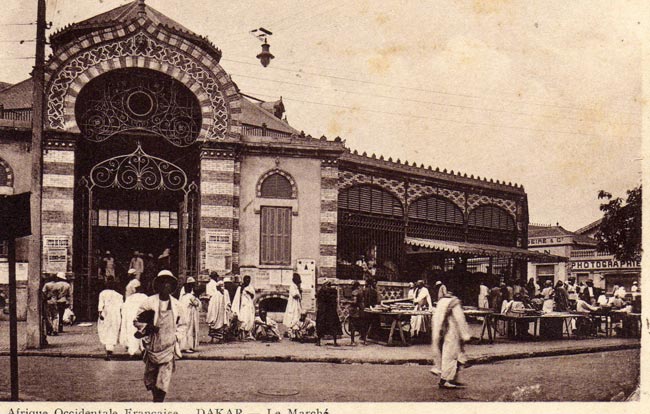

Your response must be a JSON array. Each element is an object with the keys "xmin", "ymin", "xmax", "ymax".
[
  {"xmin": 364, "ymin": 309, "xmax": 431, "ymax": 346},
  {"xmin": 462, "ymin": 307, "xmax": 496, "ymax": 343}
]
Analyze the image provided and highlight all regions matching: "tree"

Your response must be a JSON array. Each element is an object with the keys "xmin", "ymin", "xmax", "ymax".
[{"xmin": 595, "ymin": 185, "xmax": 642, "ymax": 261}]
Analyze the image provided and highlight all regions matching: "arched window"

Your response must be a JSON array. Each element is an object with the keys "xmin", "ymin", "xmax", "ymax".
[
  {"xmin": 338, "ymin": 185, "xmax": 403, "ymax": 217},
  {"xmin": 0, "ymin": 157, "xmax": 13, "ymax": 189},
  {"xmin": 260, "ymin": 173, "xmax": 294, "ymax": 198},
  {"xmin": 408, "ymin": 195, "xmax": 464, "ymax": 225},
  {"xmin": 468, "ymin": 205, "xmax": 514, "ymax": 231}
]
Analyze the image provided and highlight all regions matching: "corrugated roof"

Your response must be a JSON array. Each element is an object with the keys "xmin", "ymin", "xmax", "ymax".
[
  {"xmin": 239, "ymin": 96, "xmax": 298, "ymax": 135},
  {"xmin": 0, "ymin": 78, "xmax": 33, "ymax": 109}
]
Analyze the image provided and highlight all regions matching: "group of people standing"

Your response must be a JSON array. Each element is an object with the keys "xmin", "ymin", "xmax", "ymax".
[{"xmin": 99, "ymin": 248, "xmax": 173, "ymax": 295}]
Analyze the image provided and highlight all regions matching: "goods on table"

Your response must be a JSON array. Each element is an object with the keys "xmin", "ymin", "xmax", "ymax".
[{"xmin": 369, "ymin": 302, "xmax": 416, "ymax": 313}]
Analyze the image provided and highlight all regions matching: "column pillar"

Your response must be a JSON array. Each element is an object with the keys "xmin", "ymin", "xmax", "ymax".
[
  {"xmin": 319, "ymin": 158, "xmax": 338, "ymax": 278},
  {"xmin": 42, "ymin": 138, "xmax": 75, "ymax": 276},
  {"xmin": 199, "ymin": 147, "xmax": 238, "ymax": 275}
]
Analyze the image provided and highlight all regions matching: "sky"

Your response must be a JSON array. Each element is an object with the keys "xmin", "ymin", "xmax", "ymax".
[{"xmin": 0, "ymin": 0, "xmax": 644, "ymax": 231}]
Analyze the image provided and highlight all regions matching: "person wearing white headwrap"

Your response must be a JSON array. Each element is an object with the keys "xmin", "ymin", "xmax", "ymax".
[
  {"xmin": 179, "ymin": 276, "xmax": 201, "ymax": 353},
  {"xmin": 207, "ymin": 280, "xmax": 231, "ymax": 343},
  {"xmin": 430, "ymin": 291, "xmax": 471, "ymax": 389},
  {"xmin": 125, "ymin": 268, "xmax": 141, "ymax": 298},
  {"xmin": 120, "ymin": 285, "xmax": 148, "ymax": 356}
]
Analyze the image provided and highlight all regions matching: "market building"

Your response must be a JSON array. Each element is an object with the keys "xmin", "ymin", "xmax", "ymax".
[
  {"xmin": 527, "ymin": 222, "xmax": 641, "ymax": 292},
  {"xmin": 1, "ymin": 0, "xmax": 545, "ymax": 323}
]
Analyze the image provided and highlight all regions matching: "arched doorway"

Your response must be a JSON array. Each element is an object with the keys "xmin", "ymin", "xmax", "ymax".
[{"xmin": 72, "ymin": 68, "xmax": 203, "ymax": 320}]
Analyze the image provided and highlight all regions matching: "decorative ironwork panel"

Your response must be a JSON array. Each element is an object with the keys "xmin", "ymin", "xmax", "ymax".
[
  {"xmin": 76, "ymin": 68, "xmax": 202, "ymax": 146},
  {"xmin": 467, "ymin": 193, "xmax": 517, "ymax": 217},
  {"xmin": 47, "ymin": 32, "xmax": 229, "ymax": 139},
  {"xmin": 90, "ymin": 144, "xmax": 188, "ymax": 192},
  {"xmin": 406, "ymin": 182, "xmax": 465, "ymax": 212},
  {"xmin": 338, "ymin": 170, "xmax": 405, "ymax": 201}
]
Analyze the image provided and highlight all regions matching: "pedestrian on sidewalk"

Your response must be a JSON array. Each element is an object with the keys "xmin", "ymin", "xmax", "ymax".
[
  {"xmin": 232, "ymin": 275, "xmax": 256, "ymax": 340},
  {"xmin": 134, "ymin": 270, "xmax": 187, "ymax": 403},
  {"xmin": 206, "ymin": 280, "xmax": 231, "ymax": 343},
  {"xmin": 53, "ymin": 272, "xmax": 71, "ymax": 333},
  {"xmin": 431, "ymin": 291, "xmax": 472, "ymax": 389},
  {"xmin": 283, "ymin": 273, "xmax": 303, "ymax": 330},
  {"xmin": 125, "ymin": 268, "xmax": 141, "ymax": 298},
  {"xmin": 98, "ymin": 278, "xmax": 124, "ymax": 360},
  {"xmin": 315, "ymin": 280, "xmax": 342, "ymax": 346},
  {"xmin": 120, "ymin": 285, "xmax": 148, "ymax": 357},
  {"xmin": 348, "ymin": 281, "xmax": 366, "ymax": 345},
  {"xmin": 179, "ymin": 277, "xmax": 201, "ymax": 353},
  {"xmin": 41, "ymin": 274, "xmax": 59, "ymax": 336}
]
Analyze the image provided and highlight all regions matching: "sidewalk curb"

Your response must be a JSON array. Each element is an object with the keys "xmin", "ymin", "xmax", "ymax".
[{"xmin": 1, "ymin": 342, "xmax": 639, "ymax": 365}]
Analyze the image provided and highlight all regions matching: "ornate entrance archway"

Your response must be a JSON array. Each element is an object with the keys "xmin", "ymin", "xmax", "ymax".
[{"xmin": 76, "ymin": 144, "xmax": 199, "ymax": 319}]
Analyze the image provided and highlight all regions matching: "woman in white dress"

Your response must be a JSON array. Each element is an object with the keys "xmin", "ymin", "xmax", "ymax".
[
  {"xmin": 232, "ymin": 275, "xmax": 256, "ymax": 340},
  {"xmin": 282, "ymin": 273, "xmax": 303, "ymax": 329},
  {"xmin": 97, "ymin": 279, "xmax": 123, "ymax": 360}
]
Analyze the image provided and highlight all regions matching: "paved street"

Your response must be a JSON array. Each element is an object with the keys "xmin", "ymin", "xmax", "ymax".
[{"xmin": 0, "ymin": 350, "xmax": 639, "ymax": 402}]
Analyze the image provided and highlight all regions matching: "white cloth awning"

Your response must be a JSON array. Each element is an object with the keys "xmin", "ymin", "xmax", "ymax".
[{"xmin": 404, "ymin": 236, "xmax": 567, "ymax": 262}]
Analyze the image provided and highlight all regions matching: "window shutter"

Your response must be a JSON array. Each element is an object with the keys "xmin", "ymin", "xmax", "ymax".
[{"xmin": 260, "ymin": 206, "xmax": 292, "ymax": 265}]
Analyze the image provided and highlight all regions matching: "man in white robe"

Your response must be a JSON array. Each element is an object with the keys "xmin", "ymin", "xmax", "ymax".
[
  {"xmin": 179, "ymin": 277, "xmax": 201, "ymax": 353},
  {"xmin": 431, "ymin": 292, "xmax": 472, "ymax": 389},
  {"xmin": 205, "ymin": 272, "xmax": 219, "ymax": 299},
  {"xmin": 282, "ymin": 273, "xmax": 303, "ymax": 329},
  {"xmin": 207, "ymin": 280, "xmax": 231, "ymax": 342},
  {"xmin": 478, "ymin": 281, "xmax": 489, "ymax": 309},
  {"xmin": 120, "ymin": 285, "xmax": 148, "ymax": 357},
  {"xmin": 410, "ymin": 280, "xmax": 433, "ymax": 336},
  {"xmin": 232, "ymin": 275, "xmax": 256, "ymax": 339},
  {"xmin": 97, "ymin": 280, "xmax": 123, "ymax": 360}
]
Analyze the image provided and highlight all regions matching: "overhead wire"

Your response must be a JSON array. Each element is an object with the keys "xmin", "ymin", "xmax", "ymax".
[
  {"xmin": 243, "ymin": 89, "xmax": 640, "ymax": 140},
  {"xmin": 221, "ymin": 58, "xmax": 638, "ymax": 116},
  {"xmin": 229, "ymin": 72, "xmax": 637, "ymax": 126}
]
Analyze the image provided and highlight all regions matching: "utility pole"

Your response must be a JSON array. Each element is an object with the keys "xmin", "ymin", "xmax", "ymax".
[{"xmin": 26, "ymin": 0, "xmax": 47, "ymax": 349}]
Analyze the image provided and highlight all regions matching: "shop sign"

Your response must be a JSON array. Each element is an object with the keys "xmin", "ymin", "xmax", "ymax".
[
  {"xmin": 571, "ymin": 259, "xmax": 641, "ymax": 270},
  {"xmin": 529, "ymin": 236, "xmax": 568, "ymax": 246}
]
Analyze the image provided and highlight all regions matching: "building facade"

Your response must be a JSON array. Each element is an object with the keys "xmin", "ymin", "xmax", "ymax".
[
  {"xmin": 1, "ymin": 1, "xmax": 532, "ymax": 321},
  {"xmin": 527, "ymin": 223, "xmax": 641, "ymax": 292}
]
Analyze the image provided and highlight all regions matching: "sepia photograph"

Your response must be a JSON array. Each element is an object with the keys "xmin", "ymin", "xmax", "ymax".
[{"xmin": 0, "ymin": 0, "xmax": 644, "ymax": 410}]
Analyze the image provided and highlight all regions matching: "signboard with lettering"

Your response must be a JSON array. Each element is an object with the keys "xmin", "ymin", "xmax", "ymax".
[
  {"xmin": 205, "ymin": 230, "xmax": 232, "ymax": 272},
  {"xmin": 570, "ymin": 259, "xmax": 641, "ymax": 271},
  {"xmin": 529, "ymin": 236, "xmax": 569, "ymax": 246},
  {"xmin": 43, "ymin": 235, "xmax": 69, "ymax": 273}
]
